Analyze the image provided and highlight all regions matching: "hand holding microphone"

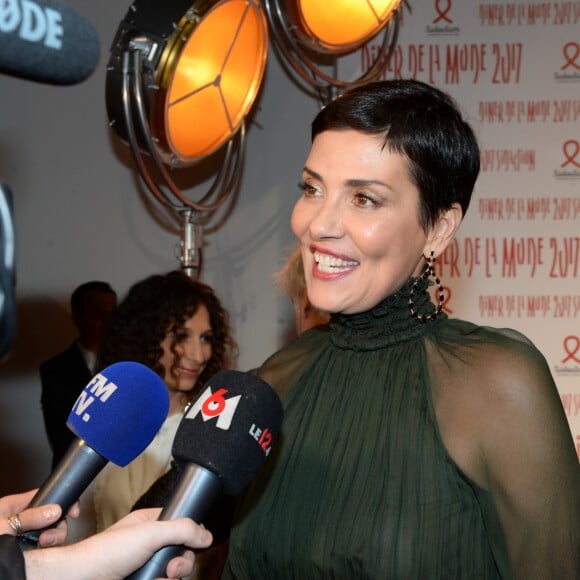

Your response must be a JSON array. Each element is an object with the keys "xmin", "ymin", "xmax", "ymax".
[
  {"xmin": 1, "ymin": 491, "xmax": 212, "ymax": 579},
  {"xmin": 20, "ymin": 508, "xmax": 212, "ymax": 580},
  {"xmin": 0, "ymin": 489, "xmax": 79, "ymax": 548},
  {"xmin": 22, "ymin": 361, "xmax": 169, "ymax": 543},
  {"xmin": 128, "ymin": 370, "xmax": 284, "ymax": 580}
]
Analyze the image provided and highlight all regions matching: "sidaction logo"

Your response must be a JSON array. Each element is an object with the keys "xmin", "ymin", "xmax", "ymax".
[
  {"xmin": 554, "ymin": 41, "xmax": 580, "ymax": 82},
  {"xmin": 187, "ymin": 387, "xmax": 241, "ymax": 430},
  {"xmin": 426, "ymin": 0, "xmax": 460, "ymax": 36},
  {"xmin": 553, "ymin": 335, "xmax": 580, "ymax": 376},
  {"xmin": 0, "ymin": 0, "xmax": 64, "ymax": 49},
  {"xmin": 554, "ymin": 139, "xmax": 580, "ymax": 180}
]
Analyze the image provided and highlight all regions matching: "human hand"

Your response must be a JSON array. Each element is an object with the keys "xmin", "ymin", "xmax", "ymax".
[
  {"xmin": 0, "ymin": 489, "xmax": 79, "ymax": 547},
  {"xmin": 23, "ymin": 507, "xmax": 213, "ymax": 580}
]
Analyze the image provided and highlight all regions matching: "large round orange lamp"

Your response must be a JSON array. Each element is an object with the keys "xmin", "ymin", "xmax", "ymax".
[
  {"xmin": 106, "ymin": 0, "xmax": 268, "ymax": 276},
  {"xmin": 296, "ymin": 0, "xmax": 401, "ymax": 53},
  {"xmin": 264, "ymin": 0, "xmax": 402, "ymax": 101}
]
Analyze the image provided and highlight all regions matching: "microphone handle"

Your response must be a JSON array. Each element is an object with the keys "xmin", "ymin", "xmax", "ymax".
[
  {"xmin": 20, "ymin": 439, "xmax": 107, "ymax": 548},
  {"xmin": 127, "ymin": 463, "xmax": 222, "ymax": 580},
  {"xmin": 28, "ymin": 438, "xmax": 107, "ymax": 510}
]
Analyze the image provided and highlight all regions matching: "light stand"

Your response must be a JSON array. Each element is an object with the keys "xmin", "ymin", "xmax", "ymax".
[{"xmin": 106, "ymin": 0, "xmax": 268, "ymax": 277}]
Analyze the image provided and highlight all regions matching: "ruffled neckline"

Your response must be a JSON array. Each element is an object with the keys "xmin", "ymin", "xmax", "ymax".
[{"xmin": 329, "ymin": 276, "xmax": 445, "ymax": 350}]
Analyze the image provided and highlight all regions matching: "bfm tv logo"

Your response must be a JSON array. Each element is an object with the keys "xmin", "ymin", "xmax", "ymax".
[
  {"xmin": 189, "ymin": 387, "xmax": 274, "ymax": 456},
  {"xmin": 72, "ymin": 373, "xmax": 118, "ymax": 422}
]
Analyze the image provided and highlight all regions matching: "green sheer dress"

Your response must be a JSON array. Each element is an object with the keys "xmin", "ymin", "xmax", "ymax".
[{"xmin": 222, "ymin": 278, "xmax": 553, "ymax": 579}]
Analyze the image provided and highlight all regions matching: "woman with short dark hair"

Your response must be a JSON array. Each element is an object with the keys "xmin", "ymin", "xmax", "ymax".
[{"xmin": 222, "ymin": 80, "xmax": 579, "ymax": 579}]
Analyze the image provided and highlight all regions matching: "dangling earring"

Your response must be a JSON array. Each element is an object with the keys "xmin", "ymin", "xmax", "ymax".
[{"xmin": 408, "ymin": 251, "xmax": 444, "ymax": 322}]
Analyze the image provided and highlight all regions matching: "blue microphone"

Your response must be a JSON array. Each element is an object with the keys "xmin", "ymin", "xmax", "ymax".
[
  {"xmin": 27, "ymin": 362, "xmax": 169, "ymax": 514},
  {"xmin": 0, "ymin": 0, "xmax": 100, "ymax": 85}
]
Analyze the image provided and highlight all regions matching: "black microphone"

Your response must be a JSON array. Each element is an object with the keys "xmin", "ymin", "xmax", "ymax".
[
  {"xmin": 0, "ymin": 0, "xmax": 100, "ymax": 85},
  {"xmin": 128, "ymin": 370, "xmax": 284, "ymax": 580},
  {"xmin": 23, "ymin": 362, "xmax": 169, "ymax": 543}
]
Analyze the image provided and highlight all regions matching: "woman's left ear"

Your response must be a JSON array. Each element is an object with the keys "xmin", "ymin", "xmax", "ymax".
[{"xmin": 425, "ymin": 203, "xmax": 463, "ymax": 256}]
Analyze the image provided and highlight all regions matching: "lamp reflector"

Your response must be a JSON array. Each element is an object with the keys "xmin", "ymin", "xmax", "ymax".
[
  {"xmin": 296, "ymin": 0, "xmax": 401, "ymax": 53},
  {"xmin": 161, "ymin": 0, "xmax": 268, "ymax": 162}
]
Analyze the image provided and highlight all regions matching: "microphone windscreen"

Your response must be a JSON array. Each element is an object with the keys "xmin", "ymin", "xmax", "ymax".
[
  {"xmin": 0, "ymin": 0, "xmax": 100, "ymax": 85},
  {"xmin": 172, "ymin": 370, "xmax": 283, "ymax": 495},
  {"xmin": 67, "ymin": 362, "xmax": 169, "ymax": 467}
]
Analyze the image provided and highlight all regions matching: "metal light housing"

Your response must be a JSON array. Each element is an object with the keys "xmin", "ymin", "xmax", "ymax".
[{"xmin": 105, "ymin": 0, "xmax": 268, "ymax": 276}]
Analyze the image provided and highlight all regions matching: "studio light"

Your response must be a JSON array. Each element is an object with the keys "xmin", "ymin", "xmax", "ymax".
[
  {"xmin": 265, "ymin": 0, "xmax": 402, "ymax": 102},
  {"xmin": 106, "ymin": 0, "xmax": 268, "ymax": 277}
]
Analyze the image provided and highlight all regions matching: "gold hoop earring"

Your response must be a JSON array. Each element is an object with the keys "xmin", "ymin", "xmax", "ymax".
[{"xmin": 408, "ymin": 251, "xmax": 444, "ymax": 322}]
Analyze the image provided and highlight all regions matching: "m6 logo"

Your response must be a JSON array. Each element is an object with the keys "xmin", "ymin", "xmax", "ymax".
[{"xmin": 187, "ymin": 387, "xmax": 241, "ymax": 430}]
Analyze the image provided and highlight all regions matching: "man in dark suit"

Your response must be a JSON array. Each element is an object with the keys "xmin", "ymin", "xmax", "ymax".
[{"xmin": 40, "ymin": 281, "xmax": 117, "ymax": 469}]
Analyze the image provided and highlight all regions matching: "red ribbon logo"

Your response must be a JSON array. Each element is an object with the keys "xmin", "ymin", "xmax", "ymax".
[
  {"xmin": 561, "ymin": 336, "xmax": 580, "ymax": 364},
  {"xmin": 561, "ymin": 140, "xmax": 580, "ymax": 169},
  {"xmin": 433, "ymin": 0, "xmax": 453, "ymax": 24},
  {"xmin": 561, "ymin": 42, "xmax": 580, "ymax": 71}
]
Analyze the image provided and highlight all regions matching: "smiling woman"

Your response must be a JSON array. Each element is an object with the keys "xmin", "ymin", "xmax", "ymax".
[
  {"xmin": 90, "ymin": 271, "xmax": 237, "ymax": 533},
  {"xmin": 221, "ymin": 79, "xmax": 580, "ymax": 580},
  {"xmin": 292, "ymin": 130, "xmax": 446, "ymax": 314},
  {"xmin": 158, "ymin": 304, "xmax": 214, "ymax": 414}
]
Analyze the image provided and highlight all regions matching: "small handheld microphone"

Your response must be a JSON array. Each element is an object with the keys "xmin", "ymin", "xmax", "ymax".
[
  {"xmin": 128, "ymin": 370, "xmax": 284, "ymax": 580},
  {"xmin": 0, "ymin": 0, "xmax": 100, "ymax": 85},
  {"xmin": 27, "ymin": 362, "xmax": 169, "ymax": 517}
]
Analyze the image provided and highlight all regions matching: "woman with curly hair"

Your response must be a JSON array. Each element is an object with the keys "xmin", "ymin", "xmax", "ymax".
[{"xmin": 92, "ymin": 270, "xmax": 237, "ymax": 532}]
